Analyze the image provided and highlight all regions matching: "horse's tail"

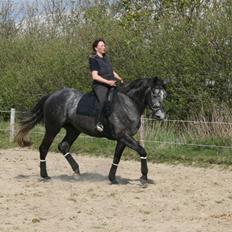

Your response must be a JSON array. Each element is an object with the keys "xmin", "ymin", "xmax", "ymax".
[{"xmin": 16, "ymin": 94, "xmax": 50, "ymax": 147}]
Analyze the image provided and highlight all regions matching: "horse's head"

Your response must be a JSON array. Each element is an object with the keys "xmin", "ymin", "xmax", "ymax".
[{"xmin": 146, "ymin": 77, "xmax": 169, "ymax": 120}]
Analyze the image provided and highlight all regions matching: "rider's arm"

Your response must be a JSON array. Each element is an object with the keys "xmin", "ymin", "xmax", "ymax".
[
  {"xmin": 113, "ymin": 70, "xmax": 123, "ymax": 83},
  {"xmin": 89, "ymin": 57, "xmax": 116, "ymax": 87},
  {"xmin": 91, "ymin": 71, "xmax": 116, "ymax": 86}
]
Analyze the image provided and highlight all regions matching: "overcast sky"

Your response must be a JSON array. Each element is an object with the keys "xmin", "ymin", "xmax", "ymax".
[{"xmin": 13, "ymin": 0, "xmax": 33, "ymax": 4}]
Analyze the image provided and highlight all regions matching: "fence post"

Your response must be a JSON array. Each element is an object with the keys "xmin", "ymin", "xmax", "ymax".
[
  {"xmin": 10, "ymin": 108, "xmax": 15, "ymax": 143},
  {"xmin": 140, "ymin": 115, "xmax": 145, "ymax": 147}
]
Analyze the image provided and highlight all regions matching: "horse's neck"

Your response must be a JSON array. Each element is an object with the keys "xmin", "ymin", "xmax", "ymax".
[{"xmin": 121, "ymin": 80, "xmax": 149, "ymax": 115}]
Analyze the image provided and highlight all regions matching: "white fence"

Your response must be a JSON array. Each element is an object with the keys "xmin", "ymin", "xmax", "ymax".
[
  {"xmin": 1, "ymin": 108, "xmax": 232, "ymax": 149},
  {"xmin": 0, "ymin": 108, "xmax": 16, "ymax": 142}
]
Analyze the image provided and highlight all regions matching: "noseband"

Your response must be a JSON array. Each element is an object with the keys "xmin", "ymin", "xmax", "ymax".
[{"xmin": 145, "ymin": 87, "xmax": 164, "ymax": 111}]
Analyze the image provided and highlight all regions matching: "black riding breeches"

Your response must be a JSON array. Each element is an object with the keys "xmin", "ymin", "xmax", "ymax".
[{"xmin": 93, "ymin": 84, "xmax": 110, "ymax": 122}]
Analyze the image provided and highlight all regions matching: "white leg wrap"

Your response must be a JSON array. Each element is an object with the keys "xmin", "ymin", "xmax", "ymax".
[
  {"xmin": 64, "ymin": 152, "xmax": 70, "ymax": 158},
  {"xmin": 112, "ymin": 163, "xmax": 118, "ymax": 167},
  {"xmin": 140, "ymin": 157, "xmax": 147, "ymax": 160},
  {"xmin": 40, "ymin": 160, "xmax": 46, "ymax": 162}
]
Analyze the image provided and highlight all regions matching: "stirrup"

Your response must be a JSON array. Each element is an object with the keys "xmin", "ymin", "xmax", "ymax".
[{"xmin": 96, "ymin": 122, "xmax": 104, "ymax": 132}]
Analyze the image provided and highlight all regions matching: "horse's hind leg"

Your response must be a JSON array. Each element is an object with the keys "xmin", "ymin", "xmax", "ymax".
[
  {"xmin": 58, "ymin": 126, "xmax": 80, "ymax": 175},
  {"xmin": 39, "ymin": 129, "xmax": 59, "ymax": 179}
]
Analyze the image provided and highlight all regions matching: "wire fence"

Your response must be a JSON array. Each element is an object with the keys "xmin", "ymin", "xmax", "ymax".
[
  {"xmin": 1, "ymin": 108, "xmax": 232, "ymax": 149},
  {"xmin": 144, "ymin": 118, "xmax": 232, "ymax": 125}
]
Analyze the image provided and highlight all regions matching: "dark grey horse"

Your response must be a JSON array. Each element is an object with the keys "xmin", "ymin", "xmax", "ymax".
[{"xmin": 16, "ymin": 77, "xmax": 168, "ymax": 184}]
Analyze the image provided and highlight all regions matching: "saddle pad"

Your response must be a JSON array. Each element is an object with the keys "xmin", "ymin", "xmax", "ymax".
[{"xmin": 76, "ymin": 92, "xmax": 99, "ymax": 116}]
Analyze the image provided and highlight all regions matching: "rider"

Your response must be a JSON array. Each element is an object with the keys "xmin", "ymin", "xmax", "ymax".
[{"xmin": 89, "ymin": 38, "xmax": 123, "ymax": 132}]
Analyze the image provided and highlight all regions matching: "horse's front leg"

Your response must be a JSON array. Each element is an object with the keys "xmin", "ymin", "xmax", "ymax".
[
  {"xmin": 120, "ymin": 134, "xmax": 148, "ymax": 184},
  {"xmin": 108, "ymin": 141, "xmax": 126, "ymax": 184}
]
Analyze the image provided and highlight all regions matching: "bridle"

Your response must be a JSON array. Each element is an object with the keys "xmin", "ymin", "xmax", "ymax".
[{"xmin": 145, "ymin": 86, "xmax": 166, "ymax": 111}]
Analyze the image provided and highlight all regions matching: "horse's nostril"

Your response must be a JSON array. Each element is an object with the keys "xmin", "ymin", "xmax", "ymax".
[{"xmin": 152, "ymin": 104, "xmax": 160, "ymax": 109}]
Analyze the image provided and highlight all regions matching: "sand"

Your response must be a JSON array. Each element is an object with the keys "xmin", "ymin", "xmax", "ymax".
[{"xmin": 0, "ymin": 148, "xmax": 232, "ymax": 232}]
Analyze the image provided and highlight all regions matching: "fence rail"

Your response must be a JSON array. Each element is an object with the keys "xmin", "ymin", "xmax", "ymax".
[{"xmin": 1, "ymin": 108, "xmax": 232, "ymax": 149}]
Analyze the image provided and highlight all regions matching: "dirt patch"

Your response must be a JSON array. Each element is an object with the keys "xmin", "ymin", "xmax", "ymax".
[{"xmin": 0, "ymin": 148, "xmax": 232, "ymax": 232}]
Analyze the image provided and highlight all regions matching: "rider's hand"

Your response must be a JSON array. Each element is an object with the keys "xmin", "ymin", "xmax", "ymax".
[{"xmin": 108, "ymin": 80, "xmax": 116, "ymax": 87}]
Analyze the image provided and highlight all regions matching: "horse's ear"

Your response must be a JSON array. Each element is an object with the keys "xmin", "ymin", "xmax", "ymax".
[
  {"xmin": 163, "ymin": 79, "xmax": 170, "ymax": 85},
  {"xmin": 152, "ymin": 76, "xmax": 159, "ymax": 83}
]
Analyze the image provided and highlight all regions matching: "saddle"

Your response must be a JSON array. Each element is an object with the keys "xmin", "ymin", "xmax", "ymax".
[{"xmin": 76, "ymin": 88, "xmax": 116, "ymax": 117}]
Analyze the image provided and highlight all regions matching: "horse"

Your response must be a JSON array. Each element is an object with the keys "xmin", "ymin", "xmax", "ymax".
[{"xmin": 16, "ymin": 77, "xmax": 168, "ymax": 184}]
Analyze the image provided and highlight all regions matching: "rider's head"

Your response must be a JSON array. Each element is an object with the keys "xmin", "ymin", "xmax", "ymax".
[{"xmin": 92, "ymin": 38, "xmax": 106, "ymax": 56}]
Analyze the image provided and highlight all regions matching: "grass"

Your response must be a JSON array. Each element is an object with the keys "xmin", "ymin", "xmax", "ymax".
[
  {"xmin": 0, "ymin": 119, "xmax": 232, "ymax": 166},
  {"xmin": 144, "ymin": 119, "xmax": 232, "ymax": 166}
]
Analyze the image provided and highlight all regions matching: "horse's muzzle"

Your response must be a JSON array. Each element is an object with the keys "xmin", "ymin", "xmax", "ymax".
[{"xmin": 152, "ymin": 107, "xmax": 166, "ymax": 120}]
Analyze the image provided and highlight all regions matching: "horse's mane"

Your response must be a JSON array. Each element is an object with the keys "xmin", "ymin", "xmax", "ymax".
[{"xmin": 120, "ymin": 78, "xmax": 150, "ymax": 94}]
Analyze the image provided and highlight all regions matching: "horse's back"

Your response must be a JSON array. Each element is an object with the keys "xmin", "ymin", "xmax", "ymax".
[{"xmin": 43, "ymin": 88, "xmax": 83, "ymax": 126}]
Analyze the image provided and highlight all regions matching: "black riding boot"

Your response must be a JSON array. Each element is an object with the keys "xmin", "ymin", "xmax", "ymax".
[
  {"xmin": 96, "ymin": 106, "xmax": 104, "ymax": 132},
  {"xmin": 93, "ymin": 84, "xmax": 111, "ymax": 132}
]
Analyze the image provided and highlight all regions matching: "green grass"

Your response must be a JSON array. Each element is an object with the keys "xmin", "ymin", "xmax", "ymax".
[
  {"xmin": 143, "ymin": 121, "xmax": 232, "ymax": 166},
  {"xmin": 146, "ymin": 143, "xmax": 232, "ymax": 166},
  {"xmin": 0, "ymin": 121, "xmax": 232, "ymax": 166}
]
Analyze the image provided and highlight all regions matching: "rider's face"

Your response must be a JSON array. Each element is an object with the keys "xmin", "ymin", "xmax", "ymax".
[{"xmin": 95, "ymin": 41, "xmax": 106, "ymax": 55}]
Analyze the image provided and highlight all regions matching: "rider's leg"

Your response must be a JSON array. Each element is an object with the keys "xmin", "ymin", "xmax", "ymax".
[{"xmin": 93, "ymin": 84, "xmax": 110, "ymax": 132}]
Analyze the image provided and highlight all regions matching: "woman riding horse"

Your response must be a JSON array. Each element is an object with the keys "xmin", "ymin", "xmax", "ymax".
[
  {"xmin": 89, "ymin": 38, "xmax": 123, "ymax": 132},
  {"xmin": 16, "ymin": 76, "xmax": 168, "ymax": 184}
]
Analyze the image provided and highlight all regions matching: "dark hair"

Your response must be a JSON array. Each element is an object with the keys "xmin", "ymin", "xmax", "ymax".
[{"xmin": 92, "ymin": 38, "xmax": 105, "ymax": 53}]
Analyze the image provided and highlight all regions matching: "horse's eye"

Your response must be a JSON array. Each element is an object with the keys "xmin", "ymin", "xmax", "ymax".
[{"xmin": 152, "ymin": 89, "xmax": 159, "ymax": 96}]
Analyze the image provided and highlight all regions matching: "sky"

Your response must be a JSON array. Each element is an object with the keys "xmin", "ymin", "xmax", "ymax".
[{"xmin": 14, "ymin": 0, "xmax": 38, "ymax": 3}]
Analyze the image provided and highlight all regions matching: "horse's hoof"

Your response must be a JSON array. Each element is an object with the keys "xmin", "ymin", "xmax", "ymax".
[
  {"xmin": 147, "ymin": 179, "xmax": 155, "ymax": 184},
  {"xmin": 72, "ymin": 173, "xmax": 81, "ymax": 180},
  {"xmin": 139, "ymin": 176, "xmax": 155, "ymax": 186},
  {"xmin": 110, "ymin": 179, "xmax": 119, "ymax": 185},
  {"xmin": 139, "ymin": 178, "xmax": 147, "ymax": 185},
  {"xmin": 139, "ymin": 176, "xmax": 148, "ymax": 184},
  {"xmin": 40, "ymin": 176, "xmax": 51, "ymax": 181},
  {"xmin": 73, "ymin": 168, "xmax": 80, "ymax": 175}
]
